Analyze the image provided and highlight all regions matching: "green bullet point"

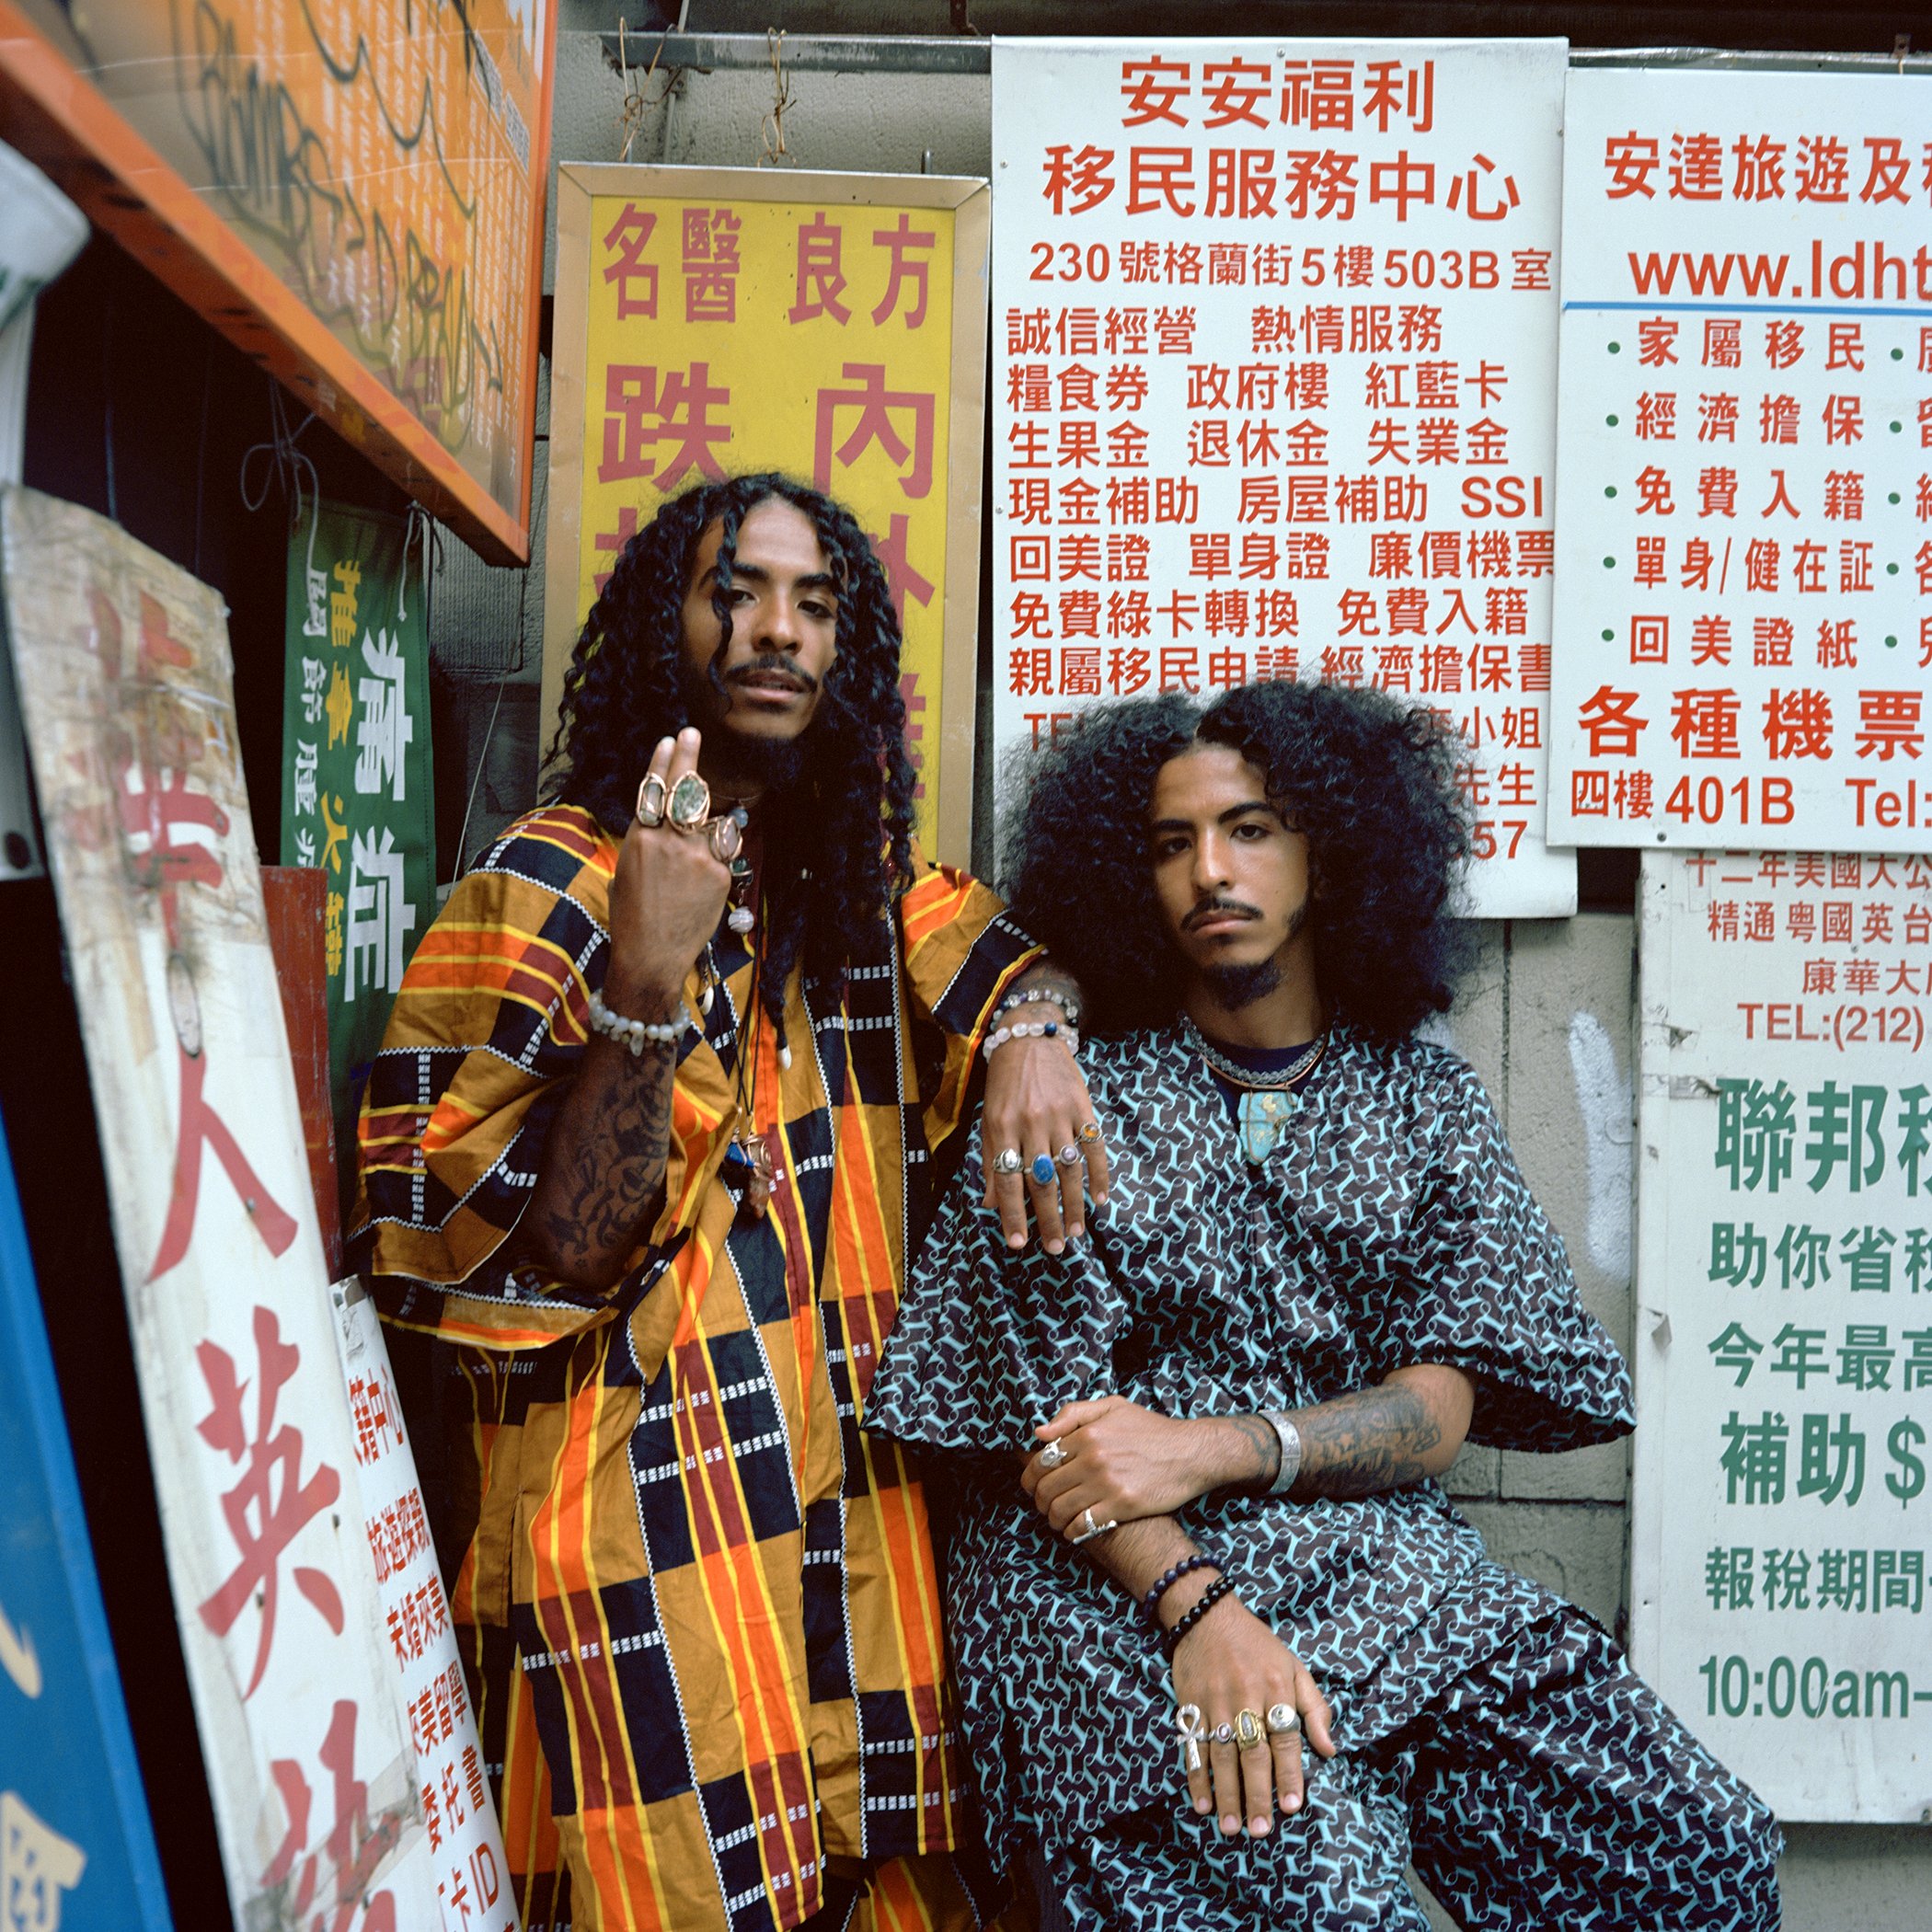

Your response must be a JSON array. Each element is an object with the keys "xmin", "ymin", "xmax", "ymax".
[
  {"xmin": 1885, "ymin": 635, "xmax": 1900, "ymax": 649},
  {"xmin": 1601, "ymin": 628, "xmax": 1615, "ymax": 641},
  {"xmin": 1604, "ymin": 485, "xmax": 1617, "ymax": 498},
  {"xmin": 1603, "ymin": 555, "xmax": 1616, "ymax": 569},
  {"xmin": 1607, "ymin": 341, "xmax": 1621, "ymax": 354},
  {"xmin": 1887, "ymin": 562, "xmax": 1900, "ymax": 575},
  {"xmin": 1891, "ymin": 492, "xmax": 1903, "ymax": 505},
  {"xmin": 1890, "ymin": 420, "xmax": 1903, "ymax": 433},
  {"xmin": 1605, "ymin": 413, "xmax": 1619, "ymax": 426}
]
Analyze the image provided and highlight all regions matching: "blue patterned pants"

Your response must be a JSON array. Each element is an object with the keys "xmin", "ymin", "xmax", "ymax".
[{"xmin": 1041, "ymin": 1608, "xmax": 1782, "ymax": 1931}]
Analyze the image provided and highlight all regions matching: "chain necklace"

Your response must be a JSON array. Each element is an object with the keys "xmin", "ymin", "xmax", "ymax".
[{"xmin": 1182, "ymin": 1015, "xmax": 1328, "ymax": 1164}]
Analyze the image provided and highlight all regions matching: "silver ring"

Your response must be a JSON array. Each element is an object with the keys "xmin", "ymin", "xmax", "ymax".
[
  {"xmin": 1036, "ymin": 1439, "xmax": 1070, "ymax": 1472},
  {"xmin": 1077, "ymin": 1121, "xmax": 1102, "ymax": 1144},
  {"xmin": 1211, "ymin": 1721, "xmax": 1236, "ymax": 1747},
  {"xmin": 1071, "ymin": 1512, "xmax": 1117, "ymax": 1546},
  {"xmin": 1265, "ymin": 1703, "xmax": 1300, "ymax": 1737},
  {"xmin": 636, "ymin": 774, "xmax": 667, "ymax": 827},
  {"xmin": 1054, "ymin": 1143, "xmax": 1081, "ymax": 1168},
  {"xmin": 992, "ymin": 1146, "xmax": 1025, "ymax": 1177}
]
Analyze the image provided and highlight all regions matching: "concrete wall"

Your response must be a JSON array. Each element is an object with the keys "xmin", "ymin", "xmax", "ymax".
[{"xmin": 422, "ymin": 16, "xmax": 1932, "ymax": 1920}]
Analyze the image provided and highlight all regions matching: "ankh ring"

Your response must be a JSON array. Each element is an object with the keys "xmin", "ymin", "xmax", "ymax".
[
  {"xmin": 1036, "ymin": 1439, "xmax": 1070, "ymax": 1472},
  {"xmin": 1234, "ymin": 1708, "xmax": 1265, "ymax": 1751},
  {"xmin": 707, "ymin": 815, "xmax": 743, "ymax": 863},
  {"xmin": 1054, "ymin": 1143, "xmax": 1081, "ymax": 1168},
  {"xmin": 1072, "ymin": 1508, "xmax": 1117, "ymax": 1545},
  {"xmin": 666, "ymin": 771, "xmax": 712, "ymax": 829},
  {"xmin": 1265, "ymin": 1703, "xmax": 1301, "ymax": 1737},
  {"xmin": 636, "ymin": 774, "xmax": 668, "ymax": 827},
  {"xmin": 1077, "ymin": 1121, "xmax": 1103, "ymax": 1145},
  {"xmin": 993, "ymin": 1146, "xmax": 1025, "ymax": 1177},
  {"xmin": 1176, "ymin": 1703, "xmax": 1206, "ymax": 1774},
  {"xmin": 1029, "ymin": 1152, "xmax": 1057, "ymax": 1186},
  {"xmin": 1211, "ymin": 1720, "xmax": 1236, "ymax": 1747}
]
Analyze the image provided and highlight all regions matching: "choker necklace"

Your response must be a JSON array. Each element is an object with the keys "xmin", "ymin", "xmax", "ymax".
[{"xmin": 1182, "ymin": 1015, "xmax": 1328, "ymax": 1164}]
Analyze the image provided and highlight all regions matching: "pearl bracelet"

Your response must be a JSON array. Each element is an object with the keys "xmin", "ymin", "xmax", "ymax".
[
  {"xmin": 982, "ymin": 1018, "xmax": 1082, "ymax": 1064},
  {"xmin": 994, "ymin": 983, "xmax": 1084, "ymax": 1029},
  {"xmin": 588, "ymin": 989, "xmax": 692, "ymax": 1054}
]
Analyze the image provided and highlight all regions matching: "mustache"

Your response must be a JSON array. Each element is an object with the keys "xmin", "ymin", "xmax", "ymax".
[
  {"xmin": 725, "ymin": 654, "xmax": 820, "ymax": 696},
  {"xmin": 1183, "ymin": 897, "xmax": 1261, "ymax": 932}
]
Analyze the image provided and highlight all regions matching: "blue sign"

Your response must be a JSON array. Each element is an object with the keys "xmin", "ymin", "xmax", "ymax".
[{"xmin": 0, "ymin": 1113, "xmax": 172, "ymax": 1931}]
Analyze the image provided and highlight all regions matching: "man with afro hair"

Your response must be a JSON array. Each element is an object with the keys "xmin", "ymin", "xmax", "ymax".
[
  {"xmin": 868, "ymin": 681, "xmax": 1781, "ymax": 1931},
  {"xmin": 351, "ymin": 476, "xmax": 1097, "ymax": 1932}
]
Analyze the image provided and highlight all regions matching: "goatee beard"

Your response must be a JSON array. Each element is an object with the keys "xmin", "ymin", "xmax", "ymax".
[
  {"xmin": 679, "ymin": 658, "xmax": 811, "ymax": 795},
  {"xmin": 1202, "ymin": 959, "xmax": 1283, "ymax": 1010}
]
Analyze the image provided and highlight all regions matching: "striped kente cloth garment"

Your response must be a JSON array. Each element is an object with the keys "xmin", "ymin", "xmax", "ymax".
[{"xmin": 349, "ymin": 803, "xmax": 1038, "ymax": 1932}]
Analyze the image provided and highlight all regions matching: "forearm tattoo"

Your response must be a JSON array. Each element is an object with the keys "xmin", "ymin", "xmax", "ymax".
[
  {"xmin": 1224, "ymin": 1413, "xmax": 1283, "ymax": 1490},
  {"xmin": 1289, "ymin": 1383, "xmax": 1445, "ymax": 1499},
  {"xmin": 532, "ymin": 1041, "xmax": 677, "ymax": 1282}
]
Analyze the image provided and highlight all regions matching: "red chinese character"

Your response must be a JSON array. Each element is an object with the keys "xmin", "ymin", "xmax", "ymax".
[
  {"xmin": 264, "ymin": 1701, "xmax": 400, "ymax": 1931},
  {"xmin": 789, "ymin": 214, "xmax": 851, "ymax": 324},
  {"xmin": 871, "ymin": 213, "xmax": 935, "ymax": 328},
  {"xmin": 814, "ymin": 364, "xmax": 934, "ymax": 500},
  {"xmin": 601, "ymin": 205, "xmax": 660, "ymax": 320},
  {"xmin": 597, "ymin": 364, "xmax": 732, "ymax": 489},
  {"xmin": 196, "ymin": 1306, "xmax": 344, "ymax": 1695}
]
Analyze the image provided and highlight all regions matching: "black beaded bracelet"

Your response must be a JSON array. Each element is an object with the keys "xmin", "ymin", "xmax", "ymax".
[
  {"xmin": 1161, "ymin": 1574, "xmax": 1237, "ymax": 1660},
  {"xmin": 1142, "ymin": 1554, "xmax": 1219, "ymax": 1622}
]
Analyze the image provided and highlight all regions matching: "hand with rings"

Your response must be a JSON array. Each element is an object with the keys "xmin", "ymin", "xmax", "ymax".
[
  {"xmin": 605, "ymin": 730, "xmax": 734, "ymax": 1024},
  {"xmin": 1021, "ymin": 1393, "xmax": 1227, "ymax": 1541}
]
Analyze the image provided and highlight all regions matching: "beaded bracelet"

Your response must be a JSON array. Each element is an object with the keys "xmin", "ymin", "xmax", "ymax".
[
  {"xmin": 1161, "ymin": 1574, "xmax": 1238, "ymax": 1660},
  {"xmin": 982, "ymin": 1018, "xmax": 1083, "ymax": 1064},
  {"xmin": 1142, "ymin": 1554, "xmax": 1220, "ymax": 1623},
  {"xmin": 588, "ymin": 990, "xmax": 692, "ymax": 1054},
  {"xmin": 994, "ymin": 983, "xmax": 1084, "ymax": 1029}
]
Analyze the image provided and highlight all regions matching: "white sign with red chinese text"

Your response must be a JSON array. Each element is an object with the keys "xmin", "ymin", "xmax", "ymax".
[
  {"xmin": 0, "ymin": 488, "xmax": 507, "ymax": 1930},
  {"xmin": 1633, "ymin": 846, "xmax": 1932, "ymax": 1822},
  {"xmin": 990, "ymin": 37, "xmax": 1576, "ymax": 916},
  {"xmin": 1551, "ymin": 69, "xmax": 1932, "ymax": 852}
]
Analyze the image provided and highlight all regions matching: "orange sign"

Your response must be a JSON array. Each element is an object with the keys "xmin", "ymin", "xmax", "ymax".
[
  {"xmin": 0, "ymin": 0, "xmax": 555, "ymax": 564},
  {"xmin": 543, "ymin": 165, "xmax": 991, "ymax": 865}
]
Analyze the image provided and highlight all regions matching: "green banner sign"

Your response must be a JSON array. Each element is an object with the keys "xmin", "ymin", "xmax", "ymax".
[{"xmin": 281, "ymin": 500, "xmax": 435, "ymax": 1178}]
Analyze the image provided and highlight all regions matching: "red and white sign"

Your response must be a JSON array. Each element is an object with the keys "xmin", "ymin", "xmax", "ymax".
[
  {"xmin": 990, "ymin": 36, "xmax": 1576, "ymax": 916},
  {"xmin": 0, "ymin": 488, "xmax": 509, "ymax": 1930},
  {"xmin": 1552, "ymin": 69, "xmax": 1932, "ymax": 851}
]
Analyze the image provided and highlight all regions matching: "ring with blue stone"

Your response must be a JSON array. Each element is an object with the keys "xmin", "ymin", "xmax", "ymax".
[{"xmin": 1029, "ymin": 1152, "xmax": 1057, "ymax": 1186}]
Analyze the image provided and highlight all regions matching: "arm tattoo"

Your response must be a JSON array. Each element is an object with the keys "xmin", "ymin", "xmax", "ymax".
[
  {"xmin": 527, "ymin": 1038, "xmax": 678, "ymax": 1286},
  {"xmin": 1288, "ymin": 1383, "xmax": 1445, "ymax": 1500},
  {"xmin": 1225, "ymin": 1413, "xmax": 1282, "ymax": 1490}
]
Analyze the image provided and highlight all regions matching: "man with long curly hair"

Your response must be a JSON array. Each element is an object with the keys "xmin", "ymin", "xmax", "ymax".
[
  {"xmin": 868, "ymin": 682, "xmax": 1781, "ymax": 1931},
  {"xmin": 351, "ymin": 475, "xmax": 1097, "ymax": 1932}
]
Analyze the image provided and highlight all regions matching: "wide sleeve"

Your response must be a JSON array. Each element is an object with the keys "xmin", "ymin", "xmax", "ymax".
[
  {"xmin": 1361, "ymin": 1056, "xmax": 1636, "ymax": 1453},
  {"xmin": 865, "ymin": 1115, "xmax": 1131, "ymax": 1455},
  {"xmin": 346, "ymin": 807, "xmax": 638, "ymax": 1350},
  {"xmin": 895, "ymin": 858, "xmax": 1040, "ymax": 1156}
]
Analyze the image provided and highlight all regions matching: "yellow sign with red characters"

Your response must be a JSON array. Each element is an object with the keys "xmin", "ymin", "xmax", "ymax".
[{"xmin": 544, "ymin": 166, "xmax": 991, "ymax": 864}]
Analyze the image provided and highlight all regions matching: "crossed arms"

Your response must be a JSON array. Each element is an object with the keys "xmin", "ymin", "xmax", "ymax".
[{"xmin": 1015, "ymin": 1365, "xmax": 1475, "ymax": 1842}]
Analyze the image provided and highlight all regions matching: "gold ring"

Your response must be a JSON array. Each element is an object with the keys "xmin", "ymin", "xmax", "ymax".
[
  {"xmin": 707, "ymin": 816, "xmax": 743, "ymax": 862},
  {"xmin": 1234, "ymin": 1708, "xmax": 1265, "ymax": 1751},
  {"xmin": 636, "ymin": 774, "xmax": 668, "ymax": 827},
  {"xmin": 666, "ymin": 771, "xmax": 712, "ymax": 829},
  {"xmin": 1077, "ymin": 1121, "xmax": 1102, "ymax": 1144}
]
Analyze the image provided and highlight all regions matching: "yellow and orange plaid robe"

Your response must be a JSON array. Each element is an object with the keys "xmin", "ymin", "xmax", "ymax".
[{"xmin": 350, "ymin": 805, "xmax": 1037, "ymax": 1932}]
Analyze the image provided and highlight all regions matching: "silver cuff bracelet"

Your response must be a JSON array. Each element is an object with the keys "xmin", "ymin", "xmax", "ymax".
[{"xmin": 1262, "ymin": 1409, "xmax": 1303, "ymax": 1496}]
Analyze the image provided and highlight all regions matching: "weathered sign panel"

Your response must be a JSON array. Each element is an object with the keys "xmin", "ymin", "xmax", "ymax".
[
  {"xmin": 989, "ymin": 36, "xmax": 1576, "ymax": 914},
  {"xmin": 542, "ymin": 164, "xmax": 990, "ymax": 867},
  {"xmin": 0, "ymin": 0, "xmax": 556, "ymax": 564},
  {"xmin": 1633, "ymin": 845, "xmax": 1932, "ymax": 1820},
  {"xmin": 1552, "ymin": 68, "xmax": 1932, "ymax": 851},
  {"xmin": 1, "ymin": 486, "xmax": 508, "ymax": 1928}
]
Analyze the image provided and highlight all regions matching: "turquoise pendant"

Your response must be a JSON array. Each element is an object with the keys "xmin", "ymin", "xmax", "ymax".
[{"xmin": 1238, "ymin": 1089, "xmax": 1296, "ymax": 1163}]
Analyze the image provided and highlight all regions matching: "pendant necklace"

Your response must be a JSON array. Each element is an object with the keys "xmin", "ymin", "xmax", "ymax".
[
  {"xmin": 1182, "ymin": 1015, "xmax": 1328, "ymax": 1165},
  {"xmin": 730, "ymin": 892, "xmax": 777, "ymax": 1217}
]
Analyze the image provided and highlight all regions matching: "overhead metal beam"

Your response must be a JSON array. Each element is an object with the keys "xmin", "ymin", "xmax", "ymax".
[{"xmin": 601, "ymin": 30, "xmax": 992, "ymax": 76}]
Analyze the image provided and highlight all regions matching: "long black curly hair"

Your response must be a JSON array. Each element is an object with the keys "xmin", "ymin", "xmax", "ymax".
[
  {"xmin": 546, "ymin": 474, "xmax": 915, "ymax": 1033},
  {"xmin": 1003, "ymin": 682, "xmax": 1473, "ymax": 1041}
]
